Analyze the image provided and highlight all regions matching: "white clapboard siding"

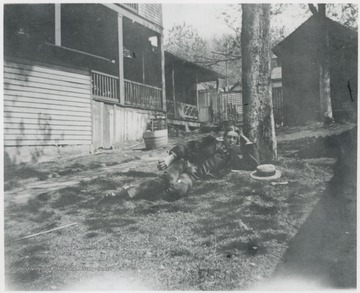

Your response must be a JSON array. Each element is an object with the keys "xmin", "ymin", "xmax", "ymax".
[
  {"xmin": 5, "ymin": 66, "xmax": 89, "ymax": 84},
  {"xmin": 5, "ymin": 90, "xmax": 90, "ymax": 106},
  {"xmin": 4, "ymin": 101, "xmax": 90, "ymax": 113},
  {"xmin": 4, "ymin": 79, "xmax": 89, "ymax": 94},
  {"xmin": 4, "ymin": 106, "xmax": 91, "ymax": 117},
  {"xmin": 5, "ymin": 122, "xmax": 92, "ymax": 130},
  {"xmin": 4, "ymin": 112, "xmax": 92, "ymax": 122},
  {"xmin": 5, "ymin": 134, "xmax": 91, "ymax": 141},
  {"xmin": 4, "ymin": 60, "xmax": 92, "ymax": 147},
  {"xmin": 5, "ymin": 60, "xmax": 90, "ymax": 81},
  {"xmin": 4, "ymin": 128, "xmax": 91, "ymax": 136},
  {"xmin": 4, "ymin": 140, "xmax": 91, "ymax": 147},
  {"xmin": 5, "ymin": 72, "xmax": 90, "ymax": 90},
  {"xmin": 4, "ymin": 117, "xmax": 91, "ymax": 127},
  {"xmin": 5, "ymin": 84, "xmax": 90, "ymax": 99}
]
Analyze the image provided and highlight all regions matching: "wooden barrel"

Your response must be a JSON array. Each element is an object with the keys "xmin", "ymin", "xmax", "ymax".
[{"xmin": 143, "ymin": 129, "xmax": 168, "ymax": 149}]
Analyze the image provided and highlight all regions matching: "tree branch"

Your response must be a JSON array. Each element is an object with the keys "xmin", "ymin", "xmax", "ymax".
[
  {"xmin": 194, "ymin": 57, "xmax": 239, "ymax": 67},
  {"xmin": 211, "ymin": 51, "xmax": 241, "ymax": 58},
  {"xmin": 308, "ymin": 4, "xmax": 318, "ymax": 15}
]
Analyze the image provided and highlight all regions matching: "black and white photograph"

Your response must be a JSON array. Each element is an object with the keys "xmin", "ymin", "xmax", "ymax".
[{"xmin": 2, "ymin": 1, "xmax": 357, "ymax": 290}]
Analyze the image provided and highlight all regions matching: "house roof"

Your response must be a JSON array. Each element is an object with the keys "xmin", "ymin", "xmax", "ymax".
[
  {"xmin": 272, "ymin": 15, "xmax": 358, "ymax": 56},
  {"xmin": 228, "ymin": 82, "xmax": 242, "ymax": 92},
  {"xmin": 165, "ymin": 51, "xmax": 226, "ymax": 82}
]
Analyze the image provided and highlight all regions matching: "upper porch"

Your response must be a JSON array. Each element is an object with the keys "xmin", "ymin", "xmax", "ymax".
[{"xmin": 4, "ymin": 3, "xmax": 166, "ymax": 112}]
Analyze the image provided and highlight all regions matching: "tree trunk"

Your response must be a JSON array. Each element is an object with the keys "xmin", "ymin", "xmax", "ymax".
[
  {"xmin": 241, "ymin": 4, "xmax": 277, "ymax": 162},
  {"xmin": 319, "ymin": 35, "xmax": 334, "ymax": 123},
  {"xmin": 318, "ymin": 9, "xmax": 334, "ymax": 123}
]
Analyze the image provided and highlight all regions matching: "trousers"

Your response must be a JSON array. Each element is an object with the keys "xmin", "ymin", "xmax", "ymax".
[
  {"xmin": 128, "ymin": 158, "xmax": 194, "ymax": 201},
  {"xmin": 128, "ymin": 142, "xmax": 259, "ymax": 201}
]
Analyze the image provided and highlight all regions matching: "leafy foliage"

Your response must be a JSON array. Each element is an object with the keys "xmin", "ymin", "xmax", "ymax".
[
  {"xmin": 210, "ymin": 34, "xmax": 242, "ymax": 87},
  {"xmin": 164, "ymin": 23, "xmax": 208, "ymax": 62},
  {"xmin": 326, "ymin": 3, "xmax": 358, "ymax": 30}
]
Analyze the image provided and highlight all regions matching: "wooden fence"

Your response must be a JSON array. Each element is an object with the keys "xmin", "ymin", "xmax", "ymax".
[
  {"xmin": 198, "ymin": 89, "xmax": 243, "ymax": 124},
  {"xmin": 272, "ymin": 87, "xmax": 284, "ymax": 125}
]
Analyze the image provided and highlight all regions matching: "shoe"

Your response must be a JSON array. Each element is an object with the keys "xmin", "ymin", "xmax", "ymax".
[
  {"xmin": 162, "ymin": 180, "xmax": 190, "ymax": 201},
  {"xmin": 123, "ymin": 185, "xmax": 137, "ymax": 198}
]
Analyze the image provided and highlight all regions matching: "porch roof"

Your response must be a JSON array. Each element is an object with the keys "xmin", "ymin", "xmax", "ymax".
[{"xmin": 165, "ymin": 51, "xmax": 226, "ymax": 82}]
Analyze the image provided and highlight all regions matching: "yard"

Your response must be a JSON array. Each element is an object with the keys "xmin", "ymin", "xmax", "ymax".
[{"xmin": 4, "ymin": 123, "xmax": 356, "ymax": 290}]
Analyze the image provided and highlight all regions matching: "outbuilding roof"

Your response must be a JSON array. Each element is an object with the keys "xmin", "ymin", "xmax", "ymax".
[
  {"xmin": 165, "ymin": 50, "xmax": 227, "ymax": 82},
  {"xmin": 272, "ymin": 15, "xmax": 357, "ymax": 57}
]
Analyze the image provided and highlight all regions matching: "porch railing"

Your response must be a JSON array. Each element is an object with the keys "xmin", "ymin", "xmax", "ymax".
[
  {"xmin": 91, "ymin": 70, "xmax": 119, "ymax": 101},
  {"xmin": 166, "ymin": 100, "xmax": 198, "ymax": 120},
  {"xmin": 124, "ymin": 79, "xmax": 162, "ymax": 110},
  {"xmin": 91, "ymin": 72, "xmax": 162, "ymax": 111}
]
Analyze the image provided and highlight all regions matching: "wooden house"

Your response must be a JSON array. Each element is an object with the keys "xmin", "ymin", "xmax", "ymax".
[
  {"xmin": 4, "ymin": 3, "xmax": 165, "ymax": 164},
  {"xmin": 272, "ymin": 15, "xmax": 357, "ymax": 126},
  {"xmin": 165, "ymin": 51, "xmax": 225, "ymax": 130}
]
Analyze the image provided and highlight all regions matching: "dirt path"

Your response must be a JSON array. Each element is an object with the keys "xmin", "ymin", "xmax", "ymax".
[
  {"xmin": 5, "ymin": 156, "xmax": 160, "ymax": 205},
  {"xmin": 4, "ymin": 132, "xmax": 208, "ymax": 205}
]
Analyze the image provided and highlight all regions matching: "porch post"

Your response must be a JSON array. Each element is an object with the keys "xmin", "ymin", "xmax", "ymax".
[
  {"xmin": 141, "ymin": 52, "xmax": 145, "ymax": 84},
  {"xmin": 195, "ymin": 71, "xmax": 199, "ymax": 118},
  {"xmin": 117, "ymin": 14, "xmax": 125, "ymax": 105},
  {"xmin": 55, "ymin": 4, "xmax": 61, "ymax": 46},
  {"xmin": 172, "ymin": 63, "xmax": 176, "ymax": 117},
  {"xmin": 160, "ymin": 34, "xmax": 166, "ymax": 112}
]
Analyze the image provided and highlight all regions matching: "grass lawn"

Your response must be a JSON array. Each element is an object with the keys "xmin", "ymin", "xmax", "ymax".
[{"xmin": 4, "ymin": 135, "xmax": 336, "ymax": 290}]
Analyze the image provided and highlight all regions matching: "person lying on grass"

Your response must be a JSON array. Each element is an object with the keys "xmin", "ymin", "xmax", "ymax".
[{"xmin": 104, "ymin": 126, "xmax": 260, "ymax": 201}]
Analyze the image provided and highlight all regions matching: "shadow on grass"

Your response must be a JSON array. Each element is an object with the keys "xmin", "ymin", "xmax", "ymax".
[
  {"xmin": 220, "ymin": 239, "xmax": 268, "ymax": 256},
  {"xmin": 84, "ymin": 217, "xmax": 137, "ymax": 233},
  {"xmin": 51, "ymin": 186, "xmax": 84, "ymax": 208},
  {"xmin": 4, "ymin": 165, "xmax": 49, "ymax": 182},
  {"xmin": 194, "ymin": 181, "xmax": 224, "ymax": 196},
  {"xmin": 134, "ymin": 202, "xmax": 191, "ymax": 215},
  {"xmin": 249, "ymin": 203, "xmax": 280, "ymax": 215},
  {"xmin": 112, "ymin": 170, "xmax": 158, "ymax": 178},
  {"xmin": 12, "ymin": 270, "xmax": 41, "ymax": 284},
  {"xmin": 261, "ymin": 231, "xmax": 290, "ymax": 243},
  {"xmin": 4, "ymin": 180, "xmax": 21, "ymax": 191}
]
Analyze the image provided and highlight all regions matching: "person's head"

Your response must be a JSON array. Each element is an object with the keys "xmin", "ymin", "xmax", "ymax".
[{"xmin": 223, "ymin": 126, "xmax": 240, "ymax": 146}]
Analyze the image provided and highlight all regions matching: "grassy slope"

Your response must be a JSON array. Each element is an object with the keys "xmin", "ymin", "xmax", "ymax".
[{"xmin": 4, "ymin": 150, "xmax": 335, "ymax": 290}]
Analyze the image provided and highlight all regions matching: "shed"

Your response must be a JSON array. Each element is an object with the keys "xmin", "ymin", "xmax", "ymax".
[{"xmin": 272, "ymin": 15, "xmax": 357, "ymax": 125}]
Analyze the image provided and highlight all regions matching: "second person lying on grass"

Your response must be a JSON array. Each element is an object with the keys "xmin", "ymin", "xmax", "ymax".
[{"xmin": 105, "ymin": 126, "xmax": 260, "ymax": 201}]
